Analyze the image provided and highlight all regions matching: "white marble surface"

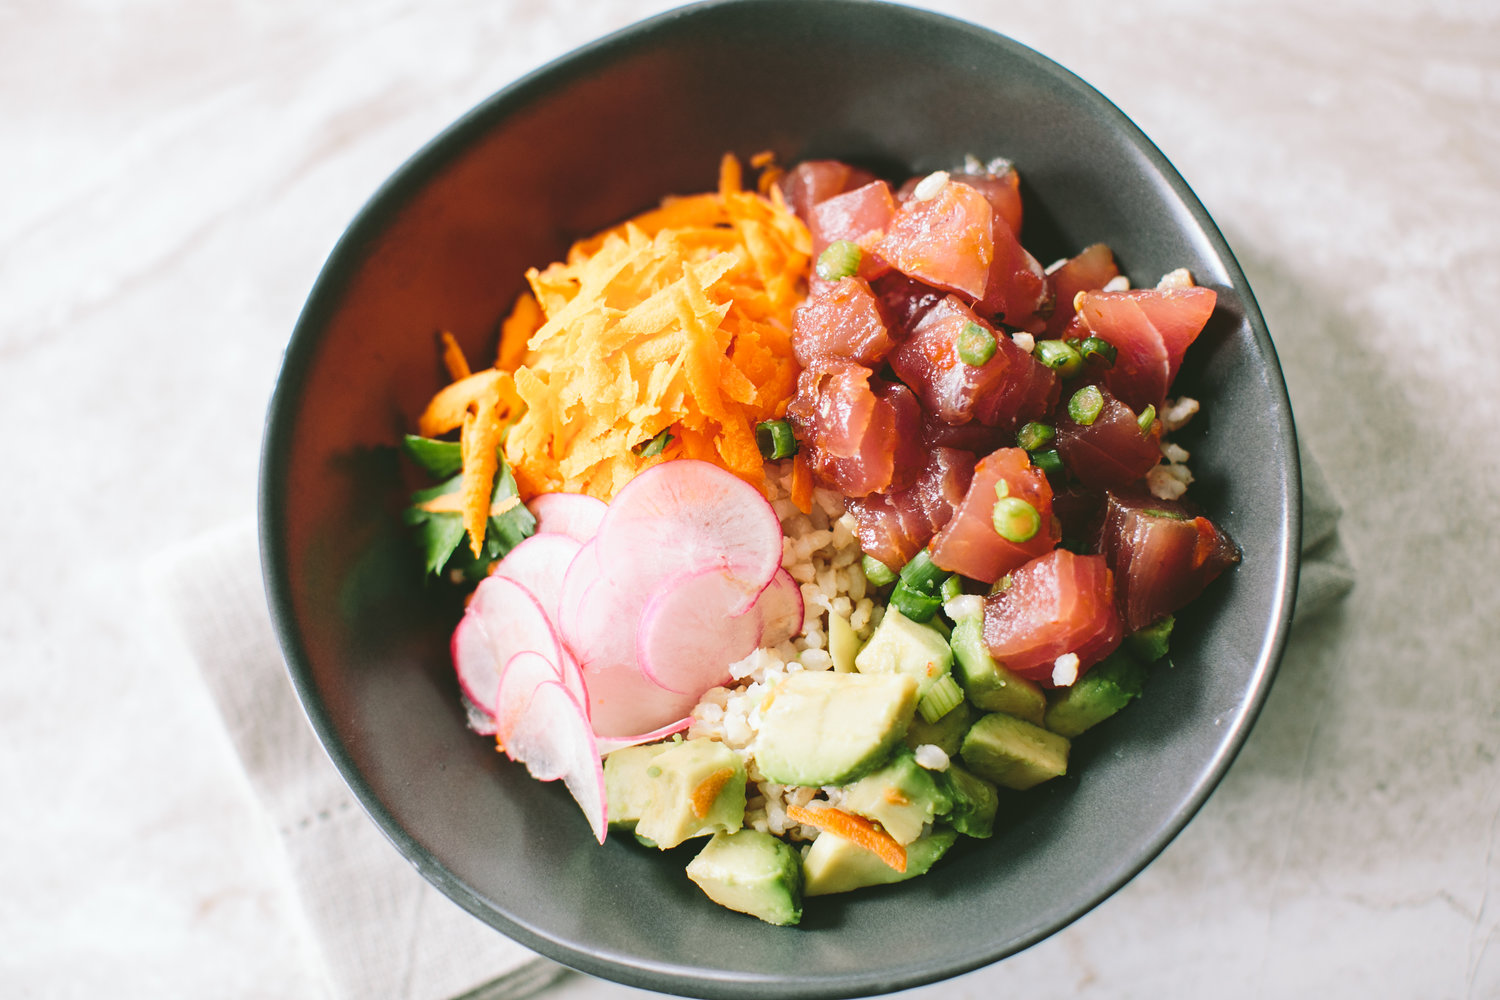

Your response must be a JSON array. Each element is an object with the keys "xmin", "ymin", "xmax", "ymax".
[{"xmin": 3, "ymin": 1, "xmax": 1498, "ymax": 997}]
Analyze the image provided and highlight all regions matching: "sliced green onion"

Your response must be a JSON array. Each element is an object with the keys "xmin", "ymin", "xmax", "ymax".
[
  {"xmin": 1030, "ymin": 448, "xmax": 1064, "ymax": 477},
  {"xmin": 994, "ymin": 478, "xmax": 1010, "ymax": 500},
  {"xmin": 890, "ymin": 579, "xmax": 943, "ymax": 622},
  {"xmin": 815, "ymin": 239, "xmax": 862, "ymax": 281},
  {"xmin": 632, "ymin": 429, "xmax": 673, "ymax": 457},
  {"xmin": 1142, "ymin": 507, "xmax": 1192, "ymax": 521},
  {"xmin": 989, "ymin": 574, "xmax": 1013, "ymax": 595},
  {"xmin": 940, "ymin": 573, "xmax": 963, "ymax": 603},
  {"xmin": 957, "ymin": 321, "xmax": 997, "ymax": 366},
  {"xmin": 1136, "ymin": 404, "xmax": 1157, "ymax": 435},
  {"xmin": 1068, "ymin": 385, "xmax": 1104, "ymax": 425},
  {"xmin": 898, "ymin": 548, "xmax": 947, "ymax": 593},
  {"xmin": 917, "ymin": 673, "xmax": 965, "ymax": 723},
  {"xmin": 1034, "ymin": 339, "xmax": 1084, "ymax": 377},
  {"xmin": 1016, "ymin": 421, "xmax": 1055, "ymax": 451},
  {"xmin": 755, "ymin": 418, "xmax": 799, "ymax": 460},
  {"xmin": 992, "ymin": 496, "xmax": 1041, "ymax": 543},
  {"xmin": 861, "ymin": 554, "xmax": 898, "ymax": 587},
  {"xmin": 1080, "ymin": 336, "xmax": 1118, "ymax": 366}
]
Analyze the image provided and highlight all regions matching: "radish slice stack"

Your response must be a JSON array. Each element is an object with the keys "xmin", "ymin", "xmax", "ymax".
[{"xmin": 447, "ymin": 460, "xmax": 788, "ymax": 841}]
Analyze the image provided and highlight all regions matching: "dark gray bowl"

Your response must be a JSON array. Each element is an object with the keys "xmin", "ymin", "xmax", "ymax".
[{"xmin": 259, "ymin": 1, "xmax": 1300, "ymax": 996}]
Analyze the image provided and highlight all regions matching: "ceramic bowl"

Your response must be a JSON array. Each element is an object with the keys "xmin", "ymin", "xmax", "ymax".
[{"xmin": 260, "ymin": 2, "xmax": 1300, "ymax": 996}]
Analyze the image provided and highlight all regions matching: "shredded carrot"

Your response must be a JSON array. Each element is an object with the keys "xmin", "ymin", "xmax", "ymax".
[
  {"xmin": 786, "ymin": 804, "xmax": 907, "ymax": 873},
  {"xmin": 440, "ymin": 330, "xmax": 471, "ymax": 381},
  {"xmin": 470, "ymin": 153, "xmax": 811, "ymax": 500},
  {"xmin": 690, "ymin": 767, "xmax": 737, "ymax": 819},
  {"xmin": 459, "ymin": 381, "xmax": 506, "ymax": 556},
  {"xmin": 790, "ymin": 449, "xmax": 814, "ymax": 515}
]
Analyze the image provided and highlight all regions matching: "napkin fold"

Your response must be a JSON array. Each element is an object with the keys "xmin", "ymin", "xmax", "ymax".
[
  {"xmin": 148, "ymin": 524, "xmax": 566, "ymax": 1000},
  {"xmin": 147, "ymin": 443, "xmax": 1349, "ymax": 1000}
]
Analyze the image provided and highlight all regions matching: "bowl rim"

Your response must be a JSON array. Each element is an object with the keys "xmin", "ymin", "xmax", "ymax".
[{"xmin": 259, "ymin": 1, "xmax": 1302, "ymax": 995}]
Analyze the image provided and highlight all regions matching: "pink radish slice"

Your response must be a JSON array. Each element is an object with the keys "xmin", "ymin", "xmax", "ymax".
[
  {"xmin": 504, "ymin": 680, "xmax": 608, "ymax": 843},
  {"xmin": 636, "ymin": 566, "xmax": 763, "ymax": 694},
  {"xmin": 556, "ymin": 537, "xmax": 602, "ymax": 661},
  {"xmin": 595, "ymin": 717, "xmax": 693, "ymax": 754},
  {"xmin": 494, "ymin": 649, "xmax": 567, "ymax": 747},
  {"xmin": 751, "ymin": 568, "xmax": 804, "ymax": 648},
  {"xmin": 594, "ymin": 460, "xmax": 782, "ymax": 615},
  {"xmin": 451, "ymin": 612, "xmax": 503, "ymax": 728},
  {"xmin": 465, "ymin": 575, "xmax": 566, "ymax": 699},
  {"xmin": 529, "ymin": 492, "xmax": 608, "ymax": 543},
  {"xmin": 490, "ymin": 532, "xmax": 583, "ymax": 619},
  {"xmin": 583, "ymin": 652, "xmax": 701, "ymax": 738}
]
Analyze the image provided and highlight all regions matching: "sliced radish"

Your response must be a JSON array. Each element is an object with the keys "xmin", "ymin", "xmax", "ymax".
[
  {"xmin": 529, "ymin": 492, "xmax": 608, "ymax": 542},
  {"xmin": 582, "ymin": 652, "xmax": 701, "ymax": 738},
  {"xmin": 451, "ymin": 612, "xmax": 503, "ymax": 728},
  {"xmin": 594, "ymin": 460, "xmax": 782, "ymax": 614},
  {"xmin": 465, "ymin": 575, "xmax": 566, "ymax": 702},
  {"xmin": 596, "ymin": 717, "xmax": 693, "ymax": 754},
  {"xmin": 561, "ymin": 568, "xmax": 652, "ymax": 675},
  {"xmin": 556, "ymin": 537, "xmax": 602, "ymax": 659},
  {"xmin": 490, "ymin": 532, "xmax": 583, "ymax": 619},
  {"xmin": 636, "ymin": 566, "xmax": 762, "ymax": 694},
  {"xmin": 751, "ymin": 568, "xmax": 804, "ymax": 648},
  {"xmin": 504, "ymin": 680, "xmax": 608, "ymax": 843},
  {"xmin": 494, "ymin": 649, "xmax": 567, "ymax": 747}
]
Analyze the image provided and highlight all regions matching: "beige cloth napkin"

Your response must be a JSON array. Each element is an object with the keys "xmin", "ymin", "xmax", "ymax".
[{"xmin": 149, "ymin": 523, "xmax": 566, "ymax": 1000}]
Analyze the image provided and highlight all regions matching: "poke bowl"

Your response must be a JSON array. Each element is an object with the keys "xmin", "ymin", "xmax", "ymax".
[{"xmin": 258, "ymin": 1, "xmax": 1300, "ymax": 997}]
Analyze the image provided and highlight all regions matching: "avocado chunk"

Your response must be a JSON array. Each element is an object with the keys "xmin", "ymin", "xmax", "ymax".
[
  {"xmin": 838, "ymin": 747, "xmax": 954, "ymax": 845},
  {"xmin": 940, "ymin": 763, "xmax": 999, "ymax": 838},
  {"xmin": 603, "ymin": 743, "xmax": 674, "ymax": 830},
  {"xmin": 854, "ymin": 607, "xmax": 954, "ymax": 699},
  {"xmin": 1044, "ymin": 651, "xmax": 1148, "ymax": 738},
  {"xmin": 949, "ymin": 615, "xmax": 1046, "ymax": 725},
  {"xmin": 686, "ymin": 830, "xmax": 803, "ymax": 926},
  {"xmin": 631, "ymin": 739, "xmax": 747, "ymax": 850},
  {"xmin": 960, "ymin": 712, "xmax": 1070, "ymax": 790},
  {"xmin": 828, "ymin": 610, "xmax": 860, "ymax": 672},
  {"xmin": 802, "ymin": 827, "xmax": 958, "ymax": 896},
  {"xmin": 904, "ymin": 700, "xmax": 973, "ymax": 758},
  {"xmin": 1126, "ymin": 614, "xmax": 1174, "ymax": 662},
  {"xmin": 755, "ymin": 670, "xmax": 919, "ymax": 787}
]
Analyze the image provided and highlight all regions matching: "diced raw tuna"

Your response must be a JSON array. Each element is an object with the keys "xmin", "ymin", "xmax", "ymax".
[
  {"xmin": 973, "ymin": 213, "xmax": 1049, "ymax": 330},
  {"xmin": 808, "ymin": 180, "xmax": 899, "ymax": 259},
  {"xmin": 982, "ymin": 549, "xmax": 1123, "ymax": 684},
  {"xmin": 929, "ymin": 447, "xmax": 1058, "ymax": 584},
  {"xmin": 787, "ymin": 360, "xmax": 925, "ymax": 497},
  {"xmin": 954, "ymin": 162, "xmax": 1024, "ymax": 236},
  {"xmin": 888, "ymin": 296, "xmax": 1059, "ymax": 432},
  {"xmin": 846, "ymin": 447, "xmax": 977, "ymax": 569},
  {"xmin": 1055, "ymin": 383, "xmax": 1162, "ymax": 492},
  {"xmin": 870, "ymin": 271, "xmax": 947, "ymax": 338},
  {"xmin": 1077, "ymin": 287, "xmax": 1217, "ymax": 411},
  {"xmin": 779, "ymin": 159, "xmax": 877, "ymax": 221},
  {"xmin": 792, "ymin": 276, "xmax": 898, "ymax": 367},
  {"xmin": 1099, "ymin": 491, "xmax": 1240, "ymax": 632},
  {"xmin": 1043, "ymin": 244, "xmax": 1119, "ymax": 337},
  {"xmin": 877, "ymin": 179, "xmax": 994, "ymax": 300}
]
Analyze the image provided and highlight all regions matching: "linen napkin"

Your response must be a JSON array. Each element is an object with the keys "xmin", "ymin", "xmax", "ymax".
[
  {"xmin": 147, "ymin": 444, "xmax": 1348, "ymax": 1000},
  {"xmin": 148, "ymin": 523, "xmax": 567, "ymax": 1000}
]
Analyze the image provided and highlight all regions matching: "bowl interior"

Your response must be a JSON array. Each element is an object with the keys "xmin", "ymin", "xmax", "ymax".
[{"xmin": 260, "ymin": 2, "xmax": 1299, "ymax": 996}]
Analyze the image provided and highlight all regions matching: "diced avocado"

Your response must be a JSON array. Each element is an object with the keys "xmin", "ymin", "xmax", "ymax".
[
  {"xmin": 633, "ymin": 739, "xmax": 747, "ymax": 850},
  {"xmin": 802, "ymin": 827, "xmax": 958, "ymax": 896},
  {"xmin": 839, "ymin": 747, "xmax": 954, "ymax": 845},
  {"xmin": 1044, "ymin": 651, "xmax": 1148, "ymax": 738},
  {"xmin": 755, "ymin": 671, "xmax": 919, "ymax": 787},
  {"xmin": 828, "ymin": 610, "xmax": 860, "ymax": 672},
  {"xmin": 949, "ymin": 615, "xmax": 1046, "ymax": 725},
  {"xmin": 603, "ymin": 743, "xmax": 674, "ymax": 830},
  {"xmin": 685, "ymin": 830, "xmax": 803, "ymax": 926},
  {"xmin": 854, "ymin": 607, "xmax": 954, "ymax": 699},
  {"xmin": 940, "ymin": 763, "xmax": 999, "ymax": 839},
  {"xmin": 960, "ymin": 712, "xmax": 1070, "ymax": 790},
  {"xmin": 904, "ymin": 700, "xmax": 973, "ymax": 758},
  {"xmin": 1126, "ymin": 615, "xmax": 1174, "ymax": 662}
]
